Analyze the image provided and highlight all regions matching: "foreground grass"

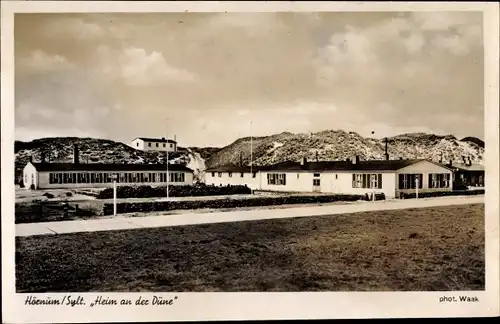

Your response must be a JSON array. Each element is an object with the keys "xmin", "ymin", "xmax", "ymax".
[{"xmin": 16, "ymin": 203, "xmax": 484, "ymax": 292}]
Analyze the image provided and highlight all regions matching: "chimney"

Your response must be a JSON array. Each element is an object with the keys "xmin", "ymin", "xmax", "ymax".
[
  {"xmin": 468, "ymin": 156, "xmax": 472, "ymax": 166},
  {"xmin": 315, "ymin": 151, "xmax": 319, "ymax": 162},
  {"xmin": 352, "ymin": 155, "xmax": 360, "ymax": 165},
  {"xmin": 29, "ymin": 155, "xmax": 33, "ymax": 163},
  {"xmin": 448, "ymin": 159, "xmax": 453, "ymax": 167},
  {"xmin": 162, "ymin": 137, "xmax": 165, "ymax": 140},
  {"xmin": 439, "ymin": 154, "xmax": 443, "ymax": 164},
  {"xmin": 300, "ymin": 157, "xmax": 307, "ymax": 166},
  {"xmin": 40, "ymin": 151, "xmax": 46, "ymax": 164},
  {"xmin": 174, "ymin": 134, "xmax": 177, "ymax": 142},
  {"xmin": 384, "ymin": 138, "xmax": 389, "ymax": 160},
  {"xmin": 73, "ymin": 144, "xmax": 80, "ymax": 164}
]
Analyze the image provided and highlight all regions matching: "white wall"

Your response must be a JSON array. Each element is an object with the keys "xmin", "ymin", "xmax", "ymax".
[
  {"xmin": 132, "ymin": 139, "xmax": 177, "ymax": 152},
  {"xmin": 205, "ymin": 171, "xmax": 260, "ymax": 190},
  {"xmin": 36, "ymin": 170, "xmax": 193, "ymax": 189},
  {"xmin": 396, "ymin": 160, "xmax": 453, "ymax": 194},
  {"xmin": 202, "ymin": 162, "xmax": 452, "ymax": 198},
  {"xmin": 259, "ymin": 171, "xmax": 397, "ymax": 198}
]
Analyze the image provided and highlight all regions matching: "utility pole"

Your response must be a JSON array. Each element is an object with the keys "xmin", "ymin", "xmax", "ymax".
[
  {"xmin": 165, "ymin": 118, "xmax": 170, "ymax": 199},
  {"xmin": 250, "ymin": 120, "xmax": 254, "ymax": 194}
]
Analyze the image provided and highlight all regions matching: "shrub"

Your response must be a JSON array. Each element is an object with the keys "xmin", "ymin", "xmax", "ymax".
[
  {"xmin": 19, "ymin": 179, "xmax": 25, "ymax": 188},
  {"xmin": 42, "ymin": 192, "xmax": 55, "ymax": 199},
  {"xmin": 102, "ymin": 194, "xmax": 366, "ymax": 215},
  {"xmin": 66, "ymin": 192, "xmax": 73, "ymax": 197},
  {"xmin": 29, "ymin": 184, "xmax": 35, "ymax": 190},
  {"xmin": 96, "ymin": 183, "xmax": 252, "ymax": 199},
  {"xmin": 401, "ymin": 190, "xmax": 484, "ymax": 199}
]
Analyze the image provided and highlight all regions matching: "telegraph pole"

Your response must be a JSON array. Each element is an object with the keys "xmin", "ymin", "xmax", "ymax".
[{"xmin": 165, "ymin": 118, "xmax": 170, "ymax": 199}]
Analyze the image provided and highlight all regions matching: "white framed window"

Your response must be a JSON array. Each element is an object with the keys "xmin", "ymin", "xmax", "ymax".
[
  {"xmin": 218, "ymin": 172, "xmax": 222, "ymax": 178},
  {"xmin": 313, "ymin": 179, "xmax": 320, "ymax": 186},
  {"xmin": 267, "ymin": 173, "xmax": 287, "ymax": 186},
  {"xmin": 228, "ymin": 172, "xmax": 232, "ymax": 178},
  {"xmin": 352, "ymin": 174, "xmax": 363, "ymax": 188}
]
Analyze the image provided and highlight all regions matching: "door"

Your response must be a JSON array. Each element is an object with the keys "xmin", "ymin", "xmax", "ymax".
[{"xmin": 313, "ymin": 178, "xmax": 321, "ymax": 192}]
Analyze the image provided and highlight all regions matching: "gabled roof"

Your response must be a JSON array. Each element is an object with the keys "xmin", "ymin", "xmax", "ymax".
[
  {"xmin": 206, "ymin": 159, "xmax": 453, "ymax": 173},
  {"xmin": 30, "ymin": 162, "xmax": 193, "ymax": 173},
  {"xmin": 132, "ymin": 137, "xmax": 177, "ymax": 144}
]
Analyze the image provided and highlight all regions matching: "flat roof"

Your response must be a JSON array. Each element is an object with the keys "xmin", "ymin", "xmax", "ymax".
[
  {"xmin": 451, "ymin": 163, "xmax": 485, "ymax": 172},
  {"xmin": 206, "ymin": 159, "xmax": 452, "ymax": 173},
  {"xmin": 133, "ymin": 137, "xmax": 177, "ymax": 143},
  {"xmin": 30, "ymin": 163, "xmax": 193, "ymax": 173}
]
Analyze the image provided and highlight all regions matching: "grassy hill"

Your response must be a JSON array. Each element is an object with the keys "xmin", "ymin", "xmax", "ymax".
[
  {"xmin": 14, "ymin": 137, "xmax": 220, "ymax": 183},
  {"xmin": 204, "ymin": 130, "xmax": 485, "ymax": 169}
]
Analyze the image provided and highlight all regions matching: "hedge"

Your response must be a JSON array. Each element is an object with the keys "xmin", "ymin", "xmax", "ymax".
[
  {"xmin": 102, "ymin": 194, "xmax": 368, "ymax": 215},
  {"xmin": 97, "ymin": 184, "xmax": 252, "ymax": 199},
  {"xmin": 400, "ymin": 189, "xmax": 484, "ymax": 199}
]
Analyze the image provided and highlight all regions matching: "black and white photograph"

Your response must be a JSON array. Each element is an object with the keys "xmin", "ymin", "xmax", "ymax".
[{"xmin": 2, "ymin": 1, "xmax": 499, "ymax": 322}]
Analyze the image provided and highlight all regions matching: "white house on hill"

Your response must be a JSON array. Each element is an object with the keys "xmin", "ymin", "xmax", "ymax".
[
  {"xmin": 131, "ymin": 137, "xmax": 177, "ymax": 152},
  {"xmin": 205, "ymin": 157, "xmax": 454, "ymax": 199}
]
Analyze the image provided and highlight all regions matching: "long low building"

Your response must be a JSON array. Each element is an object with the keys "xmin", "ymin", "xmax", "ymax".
[
  {"xmin": 23, "ymin": 161, "xmax": 194, "ymax": 190},
  {"xmin": 205, "ymin": 157, "xmax": 454, "ymax": 199}
]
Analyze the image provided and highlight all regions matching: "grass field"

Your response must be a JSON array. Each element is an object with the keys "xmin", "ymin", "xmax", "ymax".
[{"xmin": 15, "ymin": 203, "xmax": 484, "ymax": 292}]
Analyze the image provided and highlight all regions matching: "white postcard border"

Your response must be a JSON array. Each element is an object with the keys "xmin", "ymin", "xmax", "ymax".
[{"xmin": 2, "ymin": 1, "xmax": 499, "ymax": 322}]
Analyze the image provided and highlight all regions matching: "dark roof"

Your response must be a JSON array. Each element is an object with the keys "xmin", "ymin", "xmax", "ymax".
[
  {"xmin": 206, "ymin": 159, "xmax": 452, "ymax": 173},
  {"xmin": 30, "ymin": 163, "xmax": 193, "ymax": 173},
  {"xmin": 205, "ymin": 165, "xmax": 264, "ymax": 173},
  {"xmin": 133, "ymin": 137, "xmax": 177, "ymax": 143},
  {"xmin": 450, "ymin": 163, "xmax": 485, "ymax": 172}
]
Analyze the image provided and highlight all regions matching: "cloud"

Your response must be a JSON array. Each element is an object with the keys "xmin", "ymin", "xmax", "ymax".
[
  {"xmin": 41, "ymin": 17, "xmax": 105, "ymax": 40},
  {"xmin": 19, "ymin": 50, "xmax": 74, "ymax": 71},
  {"xmin": 93, "ymin": 46, "xmax": 199, "ymax": 86}
]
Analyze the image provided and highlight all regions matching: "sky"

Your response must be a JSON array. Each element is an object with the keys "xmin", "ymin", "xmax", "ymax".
[{"xmin": 14, "ymin": 11, "xmax": 484, "ymax": 147}]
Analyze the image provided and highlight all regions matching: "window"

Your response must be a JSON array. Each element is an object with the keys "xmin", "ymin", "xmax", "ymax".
[
  {"xmin": 267, "ymin": 173, "xmax": 286, "ymax": 186},
  {"xmin": 399, "ymin": 174, "xmax": 423, "ymax": 189},
  {"xmin": 228, "ymin": 172, "xmax": 232, "ymax": 178},
  {"xmin": 313, "ymin": 179, "xmax": 320, "ymax": 186},
  {"xmin": 353, "ymin": 174, "xmax": 363, "ymax": 188},
  {"xmin": 163, "ymin": 144, "xmax": 166, "ymax": 148},
  {"xmin": 352, "ymin": 174, "xmax": 383, "ymax": 189},
  {"xmin": 335, "ymin": 174, "xmax": 338, "ymax": 179},
  {"xmin": 297, "ymin": 173, "xmax": 300, "ymax": 179},
  {"xmin": 156, "ymin": 143, "xmax": 159, "ymax": 147},
  {"xmin": 218, "ymin": 172, "xmax": 222, "ymax": 178},
  {"xmin": 169, "ymin": 172, "xmax": 185, "ymax": 182},
  {"xmin": 211, "ymin": 172, "xmax": 215, "ymax": 177},
  {"xmin": 148, "ymin": 143, "xmax": 151, "ymax": 147},
  {"xmin": 240, "ymin": 173, "xmax": 244, "ymax": 178},
  {"xmin": 428, "ymin": 173, "xmax": 450, "ymax": 189},
  {"xmin": 170, "ymin": 144, "xmax": 173, "ymax": 148},
  {"xmin": 136, "ymin": 143, "xmax": 139, "ymax": 147},
  {"xmin": 313, "ymin": 173, "xmax": 320, "ymax": 177}
]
